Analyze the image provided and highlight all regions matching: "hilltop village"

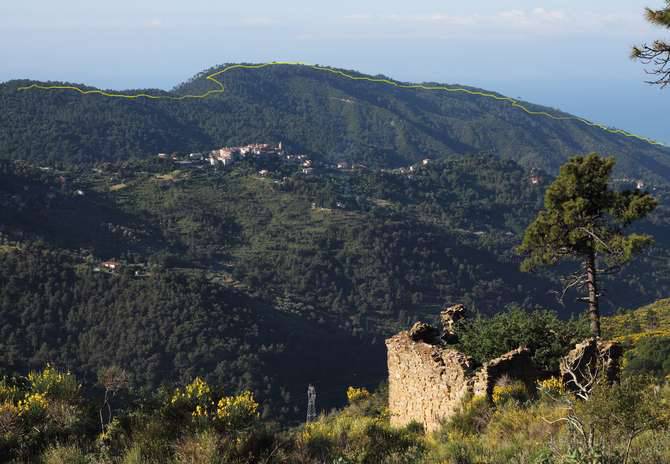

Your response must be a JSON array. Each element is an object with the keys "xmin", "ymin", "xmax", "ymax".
[
  {"xmin": 153, "ymin": 142, "xmax": 451, "ymax": 178},
  {"xmin": 156, "ymin": 142, "xmax": 328, "ymax": 176}
]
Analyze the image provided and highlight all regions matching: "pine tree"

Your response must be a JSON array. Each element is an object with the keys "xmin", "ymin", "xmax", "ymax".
[
  {"xmin": 518, "ymin": 154, "xmax": 657, "ymax": 337},
  {"xmin": 632, "ymin": 1, "xmax": 670, "ymax": 87}
]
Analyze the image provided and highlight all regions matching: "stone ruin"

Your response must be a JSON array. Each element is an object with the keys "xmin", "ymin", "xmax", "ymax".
[
  {"xmin": 386, "ymin": 304, "xmax": 543, "ymax": 432},
  {"xmin": 386, "ymin": 304, "xmax": 621, "ymax": 433},
  {"xmin": 440, "ymin": 303, "xmax": 466, "ymax": 344}
]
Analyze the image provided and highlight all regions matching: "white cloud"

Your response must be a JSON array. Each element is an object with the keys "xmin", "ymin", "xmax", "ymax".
[
  {"xmin": 145, "ymin": 18, "xmax": 162, "ymax": 29},
  {"xmin": 494, "ymin": 8, "xmax": 570, "ymax": 31},
  {"xmin": 241, "ymin": 17, "xmax": 276, "ymax": 26},
  {"xmin": 400, "ymin": 13, "xmax": 477, "ymax": 26},
  {"xmin": 342, "ymin": 14, "xmax": 372, "ymax": 22},
  {"xmin": 531, "ymin": 8, "xmax": 567, "ymax": 22},
  {"xmin": 334, "ymin": 8, "xmax": 644, "ymax": 39}
]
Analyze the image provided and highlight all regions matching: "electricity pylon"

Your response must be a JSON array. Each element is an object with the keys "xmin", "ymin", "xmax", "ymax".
[{"xmin": 306, "ymin": 384, "xmax": 317, "ymax": 423}]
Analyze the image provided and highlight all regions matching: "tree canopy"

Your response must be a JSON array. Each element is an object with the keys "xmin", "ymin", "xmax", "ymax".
[
  {"xmin": 518, "ymin": 154, "xmax": 657, "ymax": 337},
  {"xmin": 633, "ymin": 1, "xmax": 670, "ymax": 87}
]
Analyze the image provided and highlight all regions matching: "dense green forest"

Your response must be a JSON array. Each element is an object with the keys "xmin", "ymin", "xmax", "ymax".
[
  {"xmin": 2, "ymin": 155, "xmax": 670, "ymax": 423},
  {"xmin": 0, "ymin": 245, "xmax": 386, "ymax": 423},
  {"xmin": 2, "ymin": 63, "xmax": 670, "ymax": 182}
]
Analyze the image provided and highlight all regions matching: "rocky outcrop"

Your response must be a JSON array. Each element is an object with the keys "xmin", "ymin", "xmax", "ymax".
[
  {"xmin": 440, "ymin": 304, "xmax": 467, "ymax": 338},
  {"xmin": 409, "ymin": 321, "xmax": 442, "ymax": 344},
  {"xmin": 560, "ymin": 338, "xmax": 622, "ymax": 393}
]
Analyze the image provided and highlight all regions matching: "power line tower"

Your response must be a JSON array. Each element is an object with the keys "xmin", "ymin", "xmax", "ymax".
[{"xmin": 306, "ymin": 384, "xmax": 317, "ymax": 423}]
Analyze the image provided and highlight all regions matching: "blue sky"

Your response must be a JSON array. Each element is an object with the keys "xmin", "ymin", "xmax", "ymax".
[{"xmin": 1, "ymin": 0, "xmax": 668, "ymax": 143}]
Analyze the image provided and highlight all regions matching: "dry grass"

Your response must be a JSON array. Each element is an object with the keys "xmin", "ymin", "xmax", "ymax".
[{"xmin": 154, "ymin": 170, "xmax": 184, "ymax": 182}]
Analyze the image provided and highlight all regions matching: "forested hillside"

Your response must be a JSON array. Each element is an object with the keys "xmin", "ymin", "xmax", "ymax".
[
  {"xmin": 2, "ymin": 155, "xmax": 670, "ymax": 420},
  {"xmin": 0, "ymin": 246, "xmax": 385, "ymax": 422},
  {"xmin": 2, "ymin": 63, "xmax": 670, "ymax": 182}
]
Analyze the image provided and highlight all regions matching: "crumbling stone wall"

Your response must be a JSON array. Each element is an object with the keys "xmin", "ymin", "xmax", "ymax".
[
  {"xmin": 472, "ymin": 347, "xmax": 542, "ymax": 398},
  {"xmin": 386, "ymin": 306, "xmax": 543, "ymax": 432},
  {"xmin": 386, "ymin": 330, "xmax": 474, "ymax": 432},
  {"xmin": 386, "ymin": 305, "xmax": 623, "ymax": 433}
]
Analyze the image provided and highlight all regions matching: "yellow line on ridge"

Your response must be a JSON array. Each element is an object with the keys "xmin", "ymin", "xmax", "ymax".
[{"xmin": 17, "ymin": 61, "xmax": 667, "ymax": 147}]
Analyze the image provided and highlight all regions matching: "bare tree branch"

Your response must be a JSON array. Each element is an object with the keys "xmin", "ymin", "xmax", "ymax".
[
  {"xmin": 550, "ymin": 270, "xmax": 589, "ymax": 305},
  {"xmin": 633, "ymin": 41, "xmax": 670, "ymax": 87}
]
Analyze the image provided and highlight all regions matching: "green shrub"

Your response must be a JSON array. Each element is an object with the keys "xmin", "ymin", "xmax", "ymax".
[
  {"xmin": 298, "ymin": 412, "xmax": 423, "ymax": 463},
  {"xmin": 455, "ymin": 307, "xmax": 589, "ymax": 371},
  {"xmin": 121, "ymin": 445, "xmax": 145, "ymax": 464},
  {"xmin": 428, "ymin": 396, "xmax": 560, "ymax": 463},
  {"xmin": 567, "ymin": 375, "xmax": 670, "ymax": 462},
  {"xmin": 624, "ymin": 336, "xmax": 670, "ymax": 379},
  {"xmin": 125, "ymin": 419, "xmax": 172, "ymax": 464},
  {"xmin": 174, "ymin": 430, "xmax": 221, "ymax": 464},
  {"xmin": 625, "ymin": 429, "xmax": 670, "ymax": 464},
  {"xmin": 424, "ymin": 432, "xmax": 490, "ymax": 464},
  {"xmin": 492, "ymin": 379, "xmax": 529, "ymax": 407},
  {"xmin": 441, "ymin": 395, "xmax": 493, "ymax": 436}
]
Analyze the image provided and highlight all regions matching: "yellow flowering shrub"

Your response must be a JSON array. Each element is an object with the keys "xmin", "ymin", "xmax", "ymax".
[
  {"xmin": 27, "ymin": 365, "xmax": 80, "ymax": 401},
  {"xmin": 486, "ymin": 400, "xmax": 562, "ymax": 444},
  {"xmin": 346, "ymin": 386, "xmax": 371, "ymax": 404},
  {"xmin": 215, "ymin": 391, "xmax": 259, "ymax": 431},
  {"xmin": 18, "ymin": 392, "xmax": 48, "ymax": 417},
  {"xmin": 184, "ymin": 377, "xmax": 211, "ymax": 400},
  {"xmin": 0, "ymin": 367, "xmax": 82, "ymax": 440},
  {"xmin": 168, "ymin": 379, "xmax": 259, "ymax": 432},
  {"xmin": 192, "ymin": 404, "xmax": 208, "ymax": 419},
  {"xmin": 0, "ymin": 381, "xmax": 20, "ymax": 404},
  {"xmin": 171, "ymin": 377, "xmax": 212, "ymax": 405},
  {"xmin": 169, "ymin": 377, "xmax": 215, "ymax": 422},
  {"xmin": 537, "ymin": 377, "xmax": 566, "ymax": 398},
  {"xmin": 492, "ymin": 381, "xmax": 529, "ymax": 407}
]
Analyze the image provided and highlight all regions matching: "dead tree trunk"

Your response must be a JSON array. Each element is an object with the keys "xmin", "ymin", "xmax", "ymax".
[{"xmin": 585, "ymin": 251, "xmax": 601, "ymax": 338}]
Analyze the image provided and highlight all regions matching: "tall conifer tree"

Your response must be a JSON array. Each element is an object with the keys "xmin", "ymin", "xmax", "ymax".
[{"xmin": 518, "ymin": 154, "xmax": 657, "ymax": 337}]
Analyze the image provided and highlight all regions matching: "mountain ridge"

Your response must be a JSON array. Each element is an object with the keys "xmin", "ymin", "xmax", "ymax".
[{"xmin": 2, "ymin": 62, "xmax": 670, "ymax": 182}]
